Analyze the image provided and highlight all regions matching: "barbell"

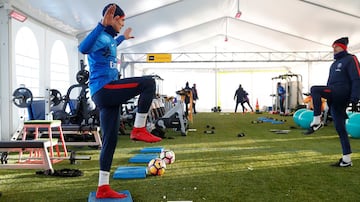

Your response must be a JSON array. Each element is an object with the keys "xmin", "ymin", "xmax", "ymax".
[
  {"xmin": 12, "ymin": 87, "xmax": 62, "ymax": 108},
  {"xmin": 76, "ymin": 69, "xmax": 89, "ymax": 85}
]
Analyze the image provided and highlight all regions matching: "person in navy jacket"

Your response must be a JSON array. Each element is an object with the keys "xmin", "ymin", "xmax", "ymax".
[
  {"xmin": 79, "ymin": 4, "xmax": 161, "ymax": 199},
  {"xmin": 307, "ymin": 37, "xmax": 360, "ymax": 167}
]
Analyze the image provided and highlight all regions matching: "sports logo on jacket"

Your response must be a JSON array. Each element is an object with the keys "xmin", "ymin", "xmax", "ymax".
[{"xmin": 335, "ymin": 63, "xmax": 342, "ymax": 72}]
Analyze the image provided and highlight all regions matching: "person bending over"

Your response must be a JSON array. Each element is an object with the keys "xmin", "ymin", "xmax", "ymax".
[{"xmin": 234, "ymin": 84, "xmax": 253, "ymax": 113}]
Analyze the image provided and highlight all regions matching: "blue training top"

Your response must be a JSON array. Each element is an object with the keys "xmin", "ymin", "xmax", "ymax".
[
  {"xmin": 78, "ymin": 23, "xmax": 126, "ymax": 96},
  {"xmin": 277, "ymin": 85, "xmax": 286, "ymax": 98}
]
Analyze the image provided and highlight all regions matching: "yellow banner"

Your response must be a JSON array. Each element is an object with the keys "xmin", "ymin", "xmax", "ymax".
[{"xmin": 146, "ymin": 53, "xmax": 172, "ymax": 63}]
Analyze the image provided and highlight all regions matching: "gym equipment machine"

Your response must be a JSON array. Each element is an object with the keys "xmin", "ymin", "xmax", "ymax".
[
  {"xmin": 12, "ymin": 60, "xmax": 102, "ymax": 148},
  {"xmin": 151, "ymin": 90, "xmax": 189, "ymax": 137},
  {"xmin": 271, "ymin": 73, "xmax": 303, "ymax": 114},
  {"xmin": 53, "ymin": 59, "xmax": 99, "ymax": 126},
  {"xmin": 12, "ymin": 87, "xmax": 62, "ymax": 120}
]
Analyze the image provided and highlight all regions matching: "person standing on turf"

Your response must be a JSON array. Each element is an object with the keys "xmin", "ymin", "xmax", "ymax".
[
  {"xmin": 79, "ymin": 3, "xmax": 161, "ymax": 199},
  {"xmin": 191, "ymin": 83, "xmax": 199, "ymax": 114},
  {"xmin": 277, "ymin": 82, "xmax": 286, "ymax": 114},
  {"xmin": 307, "ymin": 37, "xmax": 360, "ymax": 167}
]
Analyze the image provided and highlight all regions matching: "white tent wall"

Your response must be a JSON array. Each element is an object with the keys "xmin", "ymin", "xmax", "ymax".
[
  {"xmin": 216, "ymin": 69, "xmax": 288, "ymax": 112},
  {"xmin": 138, "ymin": 60, "xmax": 334, "ymax": 112},
  {"xmin": 142, "ymin": 68, "xmax": 217, "ymax": 112},
  {"xmin": 5, "ymin": 0, "xmax": 360, "ymax": 53},
  {"xmin": 144, "ymin": 68, "xmax": 286, "ymax": 112}
]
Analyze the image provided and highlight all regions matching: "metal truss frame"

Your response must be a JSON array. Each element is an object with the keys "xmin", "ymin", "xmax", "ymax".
[{"xmin": 121, "ymin": 51, "xmax": 333, "ymax": 64}]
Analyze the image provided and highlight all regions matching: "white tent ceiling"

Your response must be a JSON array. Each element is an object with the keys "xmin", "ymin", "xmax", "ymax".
[{"xmin": 6, "ymin": 0, "xmax": 360, "ymax": 55}]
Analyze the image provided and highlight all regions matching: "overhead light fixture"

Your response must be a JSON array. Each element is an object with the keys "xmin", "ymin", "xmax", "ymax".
[
  {"xmin": 9, "ymin": 10, "xmax": 27, "ymax": 22},
  {"xmin": 235, "ymin": 11, "xmax": 242, "ymax": 18},
  {"xmin": 235, "ymin": 0, "xmax": 242, "ymax": 19}
]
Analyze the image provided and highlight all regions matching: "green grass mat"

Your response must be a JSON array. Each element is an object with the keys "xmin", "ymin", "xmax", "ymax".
[{"xmin": 1, "ymin": 112, "xmax": 360, "ymax": 201}]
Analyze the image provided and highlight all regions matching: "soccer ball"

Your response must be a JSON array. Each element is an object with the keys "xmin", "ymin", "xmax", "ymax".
[
  {"xmin": 160, "ymin": 150, "xmax": 175, "ymax": 164},
  {"xmin": 147, "ymin": 158, "xmax": 166, "ymax": 176}
]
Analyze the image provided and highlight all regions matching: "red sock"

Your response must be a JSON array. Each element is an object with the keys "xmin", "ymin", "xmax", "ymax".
[{"xmin": 96, "ymin": 185, "xmax": 127, "ymax": 199}]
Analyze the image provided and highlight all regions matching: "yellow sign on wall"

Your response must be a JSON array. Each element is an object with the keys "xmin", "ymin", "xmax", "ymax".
[{"xmin": 146, "ymin": 53, "xmax": 172, "ymax": 62}]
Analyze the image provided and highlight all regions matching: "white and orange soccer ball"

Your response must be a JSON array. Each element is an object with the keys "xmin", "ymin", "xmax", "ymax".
[
  {"xmin": 147, "ymin": 158, "xmax": 166, "ymax": 176},
  {"xmin": 160, "ymin": 150, "xmax": 175, "ymax": 164}
]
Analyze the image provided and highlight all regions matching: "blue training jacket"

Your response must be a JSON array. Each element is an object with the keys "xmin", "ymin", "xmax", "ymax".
[
  {"xmin": 327, "ymin": 51, "xmax": 360, "ymax": 102},
  {"xmin": 277, "ymin": 85, "xmax": 286, "ymax": 98},
  {"xmin": 78, "ymin": 23, "xmax": 126, "ymax": 96}
]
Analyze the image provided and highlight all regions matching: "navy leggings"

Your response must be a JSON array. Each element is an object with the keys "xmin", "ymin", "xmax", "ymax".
[
  {"xmin": 92, "ymin": 76, "xmax": 156, "ymax": 171},
  {"xmin": 310, "ymin": 85, "xmax": 351, "ymax": 155}
]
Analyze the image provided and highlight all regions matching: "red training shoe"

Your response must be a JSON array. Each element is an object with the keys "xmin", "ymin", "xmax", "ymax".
[
  {"xmin": 96, "ymin": 185, "xmax": 127, "ymax": 199},
  {"xmin": 130, "ymin": 127, "xmax": 162, "ymax": 143}
]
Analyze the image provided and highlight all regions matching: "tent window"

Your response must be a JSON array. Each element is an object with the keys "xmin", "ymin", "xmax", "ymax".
[
  {"xmin": 50, "ymin": 40, "xmax": 70, "ymax": 95},
  {"xmin": 14, "ymin": 26, "xmax": 40, "ymax": 96}
]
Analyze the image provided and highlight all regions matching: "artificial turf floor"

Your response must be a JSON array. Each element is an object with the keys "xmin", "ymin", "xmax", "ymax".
[{"xmin": 0, "ymin": 112, "xmax": 360, "ymax": 201}]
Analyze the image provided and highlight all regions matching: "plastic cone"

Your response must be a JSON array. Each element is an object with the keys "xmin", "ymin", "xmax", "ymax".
[{"xmin": 255, "ymin": 99, "xmax": 260, "ymax": 113}]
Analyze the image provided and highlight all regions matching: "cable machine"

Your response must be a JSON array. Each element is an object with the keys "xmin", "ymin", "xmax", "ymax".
[{"xmin": 271, "ymin": 73, "xmax": 303, "ymax": 114}]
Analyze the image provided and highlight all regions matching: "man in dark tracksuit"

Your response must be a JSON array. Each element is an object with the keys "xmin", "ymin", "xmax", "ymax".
[
  {"xmin": 191, "ymin": 83, "xmax": 199, "ymax": 114},
  {"xmin": 307, "ymin": 37, "xmax": 360, "ymax": 167},
  {"xmin": 79, "ymin": 4, "xmax": 161, "ymax": 199}
]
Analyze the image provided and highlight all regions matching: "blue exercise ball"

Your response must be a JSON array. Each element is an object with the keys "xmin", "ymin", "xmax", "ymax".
[
  {"xmin": 298, "ymin": 110, "xmax": 313, "ymax": 129},
  {"xmin": 293, "ymin": 108, "xmax": 307, "ymax": 126},
  {"xmin": 346, "ymin": 113, "xmax": 360, "ymax": 138},
  {"xmin": 347, "ymin": 111, "xmax": 354, "ymax": 118},
  {"xmin": 347, "ymin": 112, "xmax": 360, "ymax": 123}
]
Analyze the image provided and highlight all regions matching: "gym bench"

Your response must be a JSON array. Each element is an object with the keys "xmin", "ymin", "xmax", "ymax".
[
  {"xmin": 22, "ymin": 120, "xmax": 68, "ymax": 158},
  {"xmin": 0, "ymin": 139, "xmax": 57, "ymax": 171}
]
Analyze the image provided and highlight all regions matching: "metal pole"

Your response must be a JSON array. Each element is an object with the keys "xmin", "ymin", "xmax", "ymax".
[
  {"xmin": 44, "ymin": 88, "xmax": 51, "ymax": 120},
  {"xmin": 0, "ymin": 4, "xmax": 12, "ymax": 140}
]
